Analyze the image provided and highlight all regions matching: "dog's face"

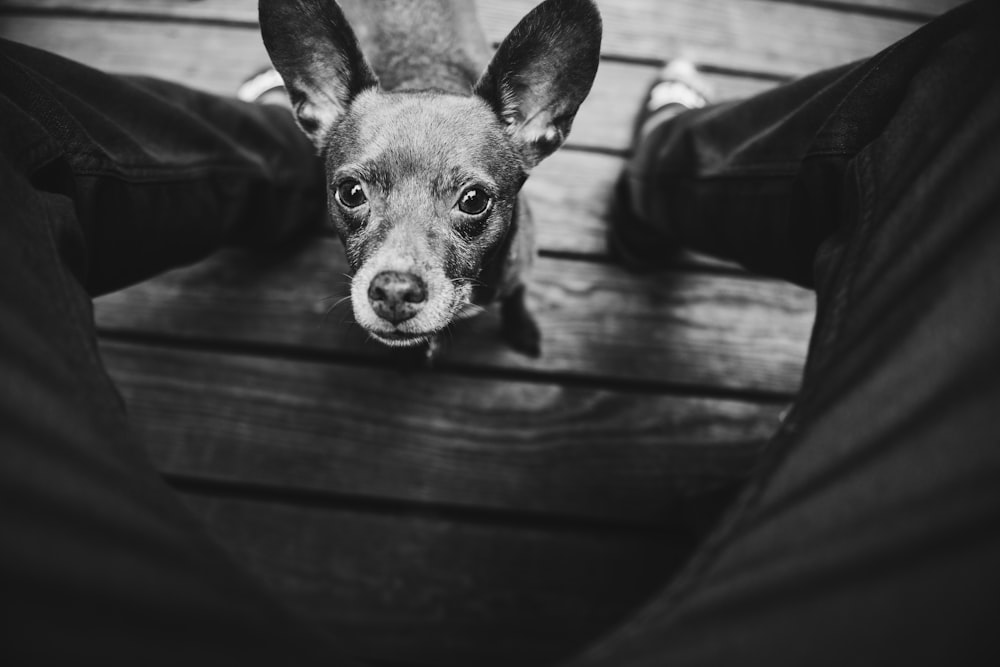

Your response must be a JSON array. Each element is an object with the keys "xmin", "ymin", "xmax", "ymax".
[
  {"xmin": 259, "ymin": 0, "xmax": 602, "ymax": 347},
  {"xmin": 325, "ymin": 91, "xmax": 524, "ymax": 346}
]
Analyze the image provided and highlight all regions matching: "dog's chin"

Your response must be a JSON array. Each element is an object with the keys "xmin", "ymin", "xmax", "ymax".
[{"xmin": 368, "ymin": 330, "xmax": 432, "ymax": 348}]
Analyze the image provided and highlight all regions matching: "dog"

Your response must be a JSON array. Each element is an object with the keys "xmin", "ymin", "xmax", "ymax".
[{"xmin": 258, "ymin": 0, "xmax": 602, "ymax": 357}]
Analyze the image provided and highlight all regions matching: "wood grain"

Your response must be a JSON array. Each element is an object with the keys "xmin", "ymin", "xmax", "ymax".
[
  {"xmin": 94, "ymin": 243, "xmax": 814, "ymax": 395},
  {"xmin": 0, "ymin": 0, "xmax": 926, "ymax": 77},
  {"xmin": 102, "ymin": 340, "xmax": 780, "ymax": 525},
  {"xmin": 175, "ymin": 491, "xmax": 692, "ymax": 666}
]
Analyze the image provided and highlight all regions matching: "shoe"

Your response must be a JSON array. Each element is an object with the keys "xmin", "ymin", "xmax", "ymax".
[
  {"xmin": 630, "ymin": 60, "xmax": 711, "ymax": 149},
  {"xmin": 236, "ymin": 67, "xmax": 290, "ymax": 107},
  {"xmin": 608, "ymin": 60, "xmax": 712, "ymax": 271}
]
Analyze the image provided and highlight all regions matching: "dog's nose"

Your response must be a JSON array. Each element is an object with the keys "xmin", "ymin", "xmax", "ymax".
[{"xmin": 368, "ymin": 271, "xmax": 427, "ymax": 324}]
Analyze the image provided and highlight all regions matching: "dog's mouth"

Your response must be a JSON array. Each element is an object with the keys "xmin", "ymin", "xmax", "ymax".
[
  {"xmin": 350, "ymin": 259, "xmax": 478, "ymax": 349},
  {"xmin": 368, "ymin": 329, "xmax": 433, "ymax": 347}
]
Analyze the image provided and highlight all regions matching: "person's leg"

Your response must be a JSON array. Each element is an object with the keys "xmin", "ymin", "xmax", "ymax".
[
  {"xmin": 584, "ymin": 1, "xmax": 1000, "ymax": 665},
  {"xmin": 1, "ymin": 38, "xmax": 325, "ymax": 295},
  {"xmin": 615, "ymin": 2, "xmax": 1000, "ymax": 290},
  {"xmin": 0, "ymin": 42, "xmax": 354, "ymax": 664}
]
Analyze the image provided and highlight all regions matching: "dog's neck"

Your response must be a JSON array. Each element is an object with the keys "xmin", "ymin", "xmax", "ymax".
[{"xmin": 338, "ymin": 0, "xmax": 491, "ymax": 93}]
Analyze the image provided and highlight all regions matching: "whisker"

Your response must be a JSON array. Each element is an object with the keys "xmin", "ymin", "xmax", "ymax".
[
  {"xmin": 450, "ymin": 276, "xmax": 486, "ymax": 290},
  {"xmin": 322, "ymin": 295, "xmax": 354, "ymax": 326},
  {"xmin": 330, "ymin": 295, "xmax": 353, "ymax": 311},
  {"xmin": 336, "ymin": 273, "xmax": 355, "ymax": 290},
  {"xmin": 457, "ymin": 300, "xmax": 487, "ymax": 318}
]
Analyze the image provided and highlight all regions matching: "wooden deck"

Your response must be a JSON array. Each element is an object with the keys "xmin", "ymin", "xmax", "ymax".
[{"xmin": 0, "ymin": 0, "xmax": 959, "ymax": 665}]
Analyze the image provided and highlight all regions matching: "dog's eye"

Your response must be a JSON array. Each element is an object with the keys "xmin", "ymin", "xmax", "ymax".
[
  {"xmin": 457, "ymin": 187, "xmax": 491, "ymax": 216},
  {"xmin": 335, "ymin": 179, "xmax": 367, "ymax": 209}
]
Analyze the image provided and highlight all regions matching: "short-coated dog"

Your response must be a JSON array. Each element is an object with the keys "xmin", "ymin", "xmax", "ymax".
[{"xmin": 258, "ymin": 0, "xmax": 602, "ymax": 357}]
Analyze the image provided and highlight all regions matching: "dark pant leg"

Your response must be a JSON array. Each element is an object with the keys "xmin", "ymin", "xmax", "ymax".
[
  {"xmin": 625, "ymin": 1, "xmax": 998, "ymax": 290},
  {"xmin": 1, "ymin": 38, "xmax": 325, "ymax": 296},
  {"xmin": 579, "ymin": 2, "xmax": 1000, "ymax": 665},
  {"xmin": 0, "ymin": 42, "xmax": 354, "ymax": 665}
]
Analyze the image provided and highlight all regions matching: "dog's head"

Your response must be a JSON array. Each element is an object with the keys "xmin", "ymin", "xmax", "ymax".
[{"xmin": 260, "ymin": 0, "xmax": 601, "ymax": 347}]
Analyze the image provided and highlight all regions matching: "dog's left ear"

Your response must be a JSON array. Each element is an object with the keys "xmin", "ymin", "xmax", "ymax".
[{"xmin": 474, "ymin": 0, "xmax": 602, "ymax": 170}]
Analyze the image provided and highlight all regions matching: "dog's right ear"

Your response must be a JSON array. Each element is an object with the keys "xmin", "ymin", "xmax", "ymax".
[
  {"xmin": 259, "ymin": 0, "xmax": 378, "ymax": 148},
  {"xmin": 474, "ymin": 0, "xmax": 601, "ymax": 170}
]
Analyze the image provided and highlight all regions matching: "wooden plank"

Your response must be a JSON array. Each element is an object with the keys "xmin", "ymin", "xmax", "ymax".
[
  {"xmin": 0, "ymin": 16, "xmax": 775, "ymax": 155},
  {"xmin": 0, "ymin": 17, "xmax": 269, "ymax": 97},
  {"xmin": 101, "ymin": 340, "xmax": 780, "ymax": 525},
  {"xmin": 477, "ymin": 0, "xmax": 921, "ymax": 77},
  {"xmin": 564, "ymin": 62, "xmax": 773, "ymax": 154},
  {"xmin": 174, "ymin": 491, "xmax": 692, "ymax": 666},
  {"xmin": 835, "ymin": 0, "xmax": 965, "ymax": 16},
  {"xmin": 530, "ymin": 150, "xmax": 632, "ymax": 254},
  {"xmin": 95, "ymin": 244, "xmax": 814, "ymax": 395},
  {"xmin": 524, "ymin": 151, "xmax": 756, "ymax": 267},
  {"xmin": 0, "ymin": 0, "xmax": 925, "ymax": 78}
]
